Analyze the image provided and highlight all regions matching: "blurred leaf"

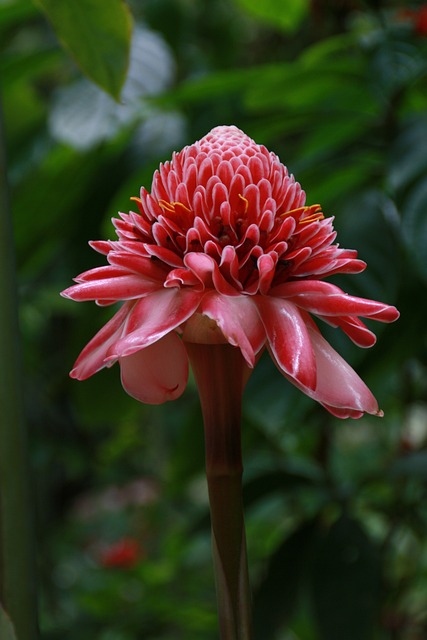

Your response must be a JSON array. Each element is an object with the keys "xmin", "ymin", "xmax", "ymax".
[
  {"xmin": 253, "ymin": 519, "xmax": 318, "ymax": 639},
  {"xmin": 244, "ymin": 36, "xmax": 369, "ymax": 113},
  {"xmin": 0, "ymin": 0, "xmax": 38, "ymax": 30},
  {"xmin": 333, "ymin": 190, "xmax": 400, "ymax": 303},
  {"xmin": 310, "ymin": 516, "xmax": 381, "ymax": 640},
  {"xmin": 370, "ymin": 39, "xmax": 426, "ymax": 98},
  {"xmin": 12, "ymin": 141, "xmax": 126, "ymax": 275},
  {"xmin": 243, "ymin": 469, "xmax": 322, "ymax": 507},
  {"xmin": 235, "ymin": 0, "xmax": 309, "ymax": 33},
  {"xmin": 387, "ymin": 116, "xmax": 427, "ymax": 193},
  {"xmin": 34, "ymin": 0, "xmax": 133, "ymax": 99},
  {"xmin": 48, "ymin": 26, "xmax": 175, "ymax": 151},
  {"xmin": 402, "ymin": 177, "xmax": 427, "ymax": 282},
  {"xmin": 160, "ymin": 63, "xmax": 281, "ymax": 107},
  {"xmin": 390, "ymin": 451, "xmax": 427, "ymax": 480},
  {"xmin": 0, "ymin": 605, "xmax": 17, "ymax": 640},
  {"xmin": 0, "ymin": 48, "xmax": 61, "ymax": 85}
]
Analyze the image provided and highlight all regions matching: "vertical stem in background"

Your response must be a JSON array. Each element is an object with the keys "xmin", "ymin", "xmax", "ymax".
[
  {"xmin": 186, "ymin": 342, "xmax": 252, "ymax": 640},
  {"xmin": 0, "ymin": 93, "xmax": 39, "ymax": 639}
]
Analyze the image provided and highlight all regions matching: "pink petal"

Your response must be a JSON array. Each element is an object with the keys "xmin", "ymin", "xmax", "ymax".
[
  {"xmin": 61, "ymin": 274, "xmax": 161, "ymax": 302},
  {"xmin": 111, "ymin": 287, "xmax": 201, "ymax": 357},
  {"xmin": 198, "ymin": 292, "xmax": 265, "ymax": 367},
  {"xmin": 256, "ymin": 297, "xmax": 317, "ymax": 390},
  {"xmin": 108, "ymin": 252, "xmax": 169, "ymax": 280},
  {"xmin": 74, "ymin": 265, "xmax": 128, "ymax": 282},
  {"xmin": 184, "ymin": 252, "xmax": 240, "ymax": 295},
  {"xmin": 143, "ymin": 243, "xmax": 184, "ymax": 267},
  {"xmin": 271, "ymin": 280, "xmax": 400, "ymax": 322},
  {"xmin": 276, "ymin": 317, "xmax": 381, "ymax": 417},
  {"xmin": 89, "ymin": 240, "xmax": 113, "ymax": 255},
  {"xmin": 307, "ymin": 325, "xmax": 380, "ymax": 414},
  {"xmin": 319, "ymin": 314, "xmax": 377, "ymax": 348},
  {"xmin": 120, "ymin": 332, "xmax": 188, "ymax": 404},
  {"xmin": 320, "ymin": 405, "xmax": 366, "ymax": 419},
  {"xmin": 70, "ymin": 302, "xmax": 132, "ymax": 380},
  {"xmin": 258, "ymin": 253, "xmax": 277, "ymax": 294}
]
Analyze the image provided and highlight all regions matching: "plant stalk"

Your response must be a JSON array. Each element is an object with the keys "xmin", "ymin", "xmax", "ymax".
[
  {"xmin": 0, "ymin": 91, "xmax": 39, "ymax": 639},
  {"xmin": 186, "ymin": 342, "xmax": 252, "ymax": 640}
]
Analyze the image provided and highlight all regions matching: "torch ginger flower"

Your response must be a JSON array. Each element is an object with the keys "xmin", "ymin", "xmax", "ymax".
[{"xmin": 62, "ymin": 125, "xmax": 399, "ymax": 418}]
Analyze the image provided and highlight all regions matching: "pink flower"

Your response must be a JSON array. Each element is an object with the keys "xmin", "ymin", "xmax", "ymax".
[{"xmin": 62, "ymin": 126, "xmax": 399, "ymax": 418}]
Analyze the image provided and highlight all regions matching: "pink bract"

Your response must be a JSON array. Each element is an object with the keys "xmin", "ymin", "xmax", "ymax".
[{"xmin": 62, "ymin": 125, "xmax": 399, "ymax": 418}]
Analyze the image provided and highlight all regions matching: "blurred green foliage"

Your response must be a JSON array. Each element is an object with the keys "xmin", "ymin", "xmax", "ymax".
[{"xmin": 1, "ymin": 0, "xmax": 427, "ymax": 638}]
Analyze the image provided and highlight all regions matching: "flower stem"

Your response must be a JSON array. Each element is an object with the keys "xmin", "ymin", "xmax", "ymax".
[
  {"xmin": 186, "ymin": 342, "xmax": 252, "ymax": 640},
  {"xmin": 0, "ymin": 92, "xmax": 39, "ymax": 639}
]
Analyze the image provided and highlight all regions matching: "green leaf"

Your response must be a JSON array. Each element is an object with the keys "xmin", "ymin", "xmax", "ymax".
[
  {"xmin": 390, "ymin": 451, "xmax": 427, "ymax": 480},
  {"xmin": 235, "ymin": 0, "xmax": 309, "ymax": 33},
  {"xmin": 310, "ymin": 516, "xmax": 381, "ymax": 640},
  {"xmin": 0, "ymin": 603, "xmax": 18, "ymax": 640},
  {"xmin": 243, "ymin": 469, "xmax": 322, "ymax": 507},
  {"xmin": 402, "ymin": 177, "xmax": 427, "ymax": 282},
  {"xmin": 253, "ymin": 520, "xmax": 318, "ymax": 639},
  {"xmin": 332, "ymin": 190, "xmax": 400, "ymax": 304},
  {"xmin": 387, "ymin": 116, "xmax": 427, "ymax": 193},
  {"xmin": 34, "ymin": 0, "xmax": 133, "ymax": 99},
  {"xmin": 0, "ymin": 0, "xmax": 39, "ymax": 31}
]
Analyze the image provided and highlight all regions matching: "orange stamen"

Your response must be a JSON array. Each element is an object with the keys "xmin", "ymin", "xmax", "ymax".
[
  {"xmin": 158, "ymin": 199, "xmax": 176, "ymax": 213},
  {"xmin": 238, "ymin": 194, "xmax": 249, "ymax": 214},
  {"xmin": 130, "ymin": 196, "xmax": 142, "ymax": 204},
  {"xmin": 281, "ymin": 204, "xmax": 324, "ymax": 224},
  {"xmin": 158, "ymin": 200, "xmax": 192, "ymax": 215},
  {"xmin": 299, "ymin": 205, "xmax": 324, "ymax": 224}
]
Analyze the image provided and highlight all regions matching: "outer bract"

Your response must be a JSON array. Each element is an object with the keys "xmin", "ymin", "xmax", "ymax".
[{"xmin": 62, "ymin": 126, "xmax": 399, "ymax": 418}]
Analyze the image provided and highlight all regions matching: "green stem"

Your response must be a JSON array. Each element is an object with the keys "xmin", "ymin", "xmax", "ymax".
[
  {"xmin": 0, "ymin": 92, "xmax": 39, "ymax": 639},
  {"xmin": 186, "ymin": 342, "xmax": 252, "ymax": 640}
]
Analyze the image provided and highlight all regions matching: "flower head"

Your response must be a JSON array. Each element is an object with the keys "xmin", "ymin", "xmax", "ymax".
[{"xmin": 62, "ymin": 126, "xmax": 399, "ymax": 418}]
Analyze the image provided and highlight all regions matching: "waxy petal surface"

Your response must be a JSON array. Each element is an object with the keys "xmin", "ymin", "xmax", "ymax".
[
  {"xmin": 275, "ymin": 317, "xmax": 381, "ymax": 418},
  {"xmin": 199, "ymin": 292, "xmax": 265, "ymax": 367},
  {"xmin": 120, "ymin": 332, "xmax": 188, "ymax": 404},
  {"xmin": 62, "ymin": 274, "xmax": 161, "ymax": 302},
  {"xmin": 70, "ymin": 302, "xmax": 132, "ymax": 380},
  {"xmin": 271, "ymin": 280, "xmax": 399, "ymax": 321},
  {"xmin": 256, "ymin": 297, "xmax": 317, "ymax": 390},
  {"xmin": 111, "ymin": 287, "xmax": 201, "ymax": 357}
]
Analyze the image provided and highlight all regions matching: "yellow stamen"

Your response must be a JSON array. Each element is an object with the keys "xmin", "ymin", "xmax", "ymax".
[
  {"xmin": 173, "ymin": 201, "xmax": 192, "ymax": 214},
  {"xmin": 299, "ymin": 205, "xmax": 324, "ymax": 224},
  {"xmin": 281, "ymin": 205, "xmax": 306, "ymax": 218},
  {"xmin": 299, "ymin": 214, "xmax": 324, "ymax": 225},
  {"xmin": 158, "ymin": 199, "xmax": 175, "ymax": 213},
  {"xmin": 281, "ymin": 204, "xmax": 324, "ymax": 224},
  {"xmin": 130, "ymin": 196, "xmax": 142, "ymax": 205},
  {"xmin": 238, "ymin": 194, "xmax": 249, "ymax": 214},
  {"xmin": 158, "ymin": 200, "xmax": 192, "ymax": 214}
]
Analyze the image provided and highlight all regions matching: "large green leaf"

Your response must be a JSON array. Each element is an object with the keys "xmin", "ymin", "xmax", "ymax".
[
  {"xmin": 235, "ymin": 0, "xmax": 309, "ymax": 33},
  {"xmin": 310, "ymin": 516, "xmax": 381, "ymax": 640},
  {"xmin": 387, "ymin": 116, "xmax": 427, "ymax": 193},
  {"xmin": 253, "ymin": 519, "xmax": 318, "ymax": 639},
  {"xmin": 34, "ymin": 0, "xmax": 133, "ymax": 99},
  {"xmin": 0, "ymin": 0, "xmax": 39, "ymax": 30},
  {"xmin": 390, "ymin": 451, "xmax": 427, "ymax": 480},
  {"xmin": 243, "ymin": 468, "xmax": 322, "ymax": 507},
  {"xmin": 0, "ymin": 604, "xmax": 17, "ymax": 640},
  {"xmin": 402, "ymin": 177, "xmax": 427, "ymax": 282}
]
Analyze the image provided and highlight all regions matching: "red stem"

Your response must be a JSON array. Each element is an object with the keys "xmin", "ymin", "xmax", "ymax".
[{"xmin": 186, "ymin": 342, "xmax": 252, "ymax": 640}]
